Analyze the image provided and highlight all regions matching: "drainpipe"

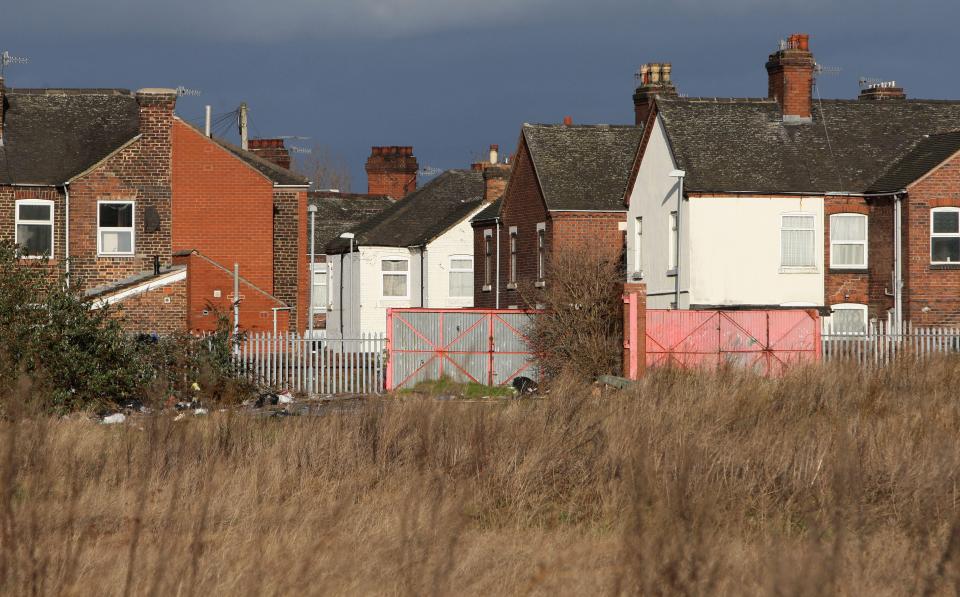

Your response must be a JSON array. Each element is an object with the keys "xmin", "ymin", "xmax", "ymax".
[
  {"xmin": 669, "ymin": 169, "xmax": 686, "ymax": 309},
  {"xmin": 894, "ymin": 192, "xmax": 903, "ymax": 329},
  {"xmin": 63, "ymin": 184, "xmax": 71, "ymax": 289},
  {"xmin": 307, "ymin": 204, "xmax": 317, "ymax": 338},
  {"xmin": 420, "ymin": 245, "xmax": 426, "ymax": 307},
  {"xmin": 339, "ymin": 253, "xmax": 345, "ymax": 339}
]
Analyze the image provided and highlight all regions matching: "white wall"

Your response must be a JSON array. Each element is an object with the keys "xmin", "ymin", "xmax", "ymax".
[
  {"xmin": 424, "ymin": 204, "xmax": 485, "ymax": 309},
  {"xmin": 625, "ymin": 116, "xmax": 690, "ymax": 308},
  {"xmin": 687, "ymin": 195, "xmax": 824, "ymax": 307}
]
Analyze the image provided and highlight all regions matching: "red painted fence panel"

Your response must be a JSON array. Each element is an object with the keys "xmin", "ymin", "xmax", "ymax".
[{"xmin": 645, "ymin": 309, "xmax": 820, "ymax": 375}]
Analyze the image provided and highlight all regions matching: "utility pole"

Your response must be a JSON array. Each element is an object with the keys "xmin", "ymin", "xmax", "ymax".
[{"xmin": 239, "ymin": 102, "xmax": 249, "ymax": 150}]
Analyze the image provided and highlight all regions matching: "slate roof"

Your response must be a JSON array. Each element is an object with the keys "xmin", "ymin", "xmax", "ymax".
[
  {"xmin": 470, "ymin": 197, "xmax": 502, "ymax": 224},
  {"xmin": 866, "ymin": 131, "xmax": 960, "ymax": 193},
  {"xmin": 0, "ymin": 88, "xmax": 140, "ymax": 185},
  {"xmin": 308, "ymin": 192, "xmax": 395, "ymax": 254},
  {"xmin": 523, "ymin": 124, "xmax": 643, "ymax": 211},
  {"xmin": 655, "ymin": 97, "xmax": 960, "ymax": 194},
  {"xmin": 326, "ymin": 170, "xmax": 484, "ymax": 253}
]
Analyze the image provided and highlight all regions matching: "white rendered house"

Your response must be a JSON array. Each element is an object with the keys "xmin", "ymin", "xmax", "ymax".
[{"xmin": 325, "ymin": 170, "xmax": 487, "ymax": 338}]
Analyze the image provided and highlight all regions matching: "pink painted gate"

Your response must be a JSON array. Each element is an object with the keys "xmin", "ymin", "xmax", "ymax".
[
  {"xmin": 386, "ymin": 309, "xmax": 539, "ymax": 390},
  {"xmin": 645, "ymin": 309, "xmax": 820, "ymax": 375}
]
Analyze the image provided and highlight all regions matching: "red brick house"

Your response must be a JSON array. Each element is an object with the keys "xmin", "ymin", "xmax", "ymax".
[
  {"xmin": 0, "ymin": 80, "xmax": 310, "ymax": 335},
  {"xmin": 624, "ymin": 33, "xmax": 960, "ymax": 330},
  {"xmin": 473, "ymin": 123, "xmax": 642, "ymax": 308}
]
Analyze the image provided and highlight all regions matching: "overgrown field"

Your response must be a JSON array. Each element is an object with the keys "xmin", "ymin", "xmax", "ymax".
[{"xmin": 4, "ymin": 360, "xmax": 960, "ymax": 596}]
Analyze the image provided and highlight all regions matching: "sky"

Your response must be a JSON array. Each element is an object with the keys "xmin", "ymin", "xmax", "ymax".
[{"xmin": 3, "ymin": 0, "xmax": 959, "ymax": 189}]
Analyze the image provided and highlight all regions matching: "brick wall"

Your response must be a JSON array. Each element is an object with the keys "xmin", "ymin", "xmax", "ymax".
[
  {"xmin": 108, "ymin": 278, "xmax": 187, "ymax": 335},
  {"xmin": 902, "ymin": 152, "xmax": 960, "ymax": 325},
  {"xmin": 172, "ymin": 120, "xmax": 275, "ymax": 292},
  {"xmin": 273, "ymin": 189, "xmax": 308, "ymax": 333},
  {"xmin": 67, "ymin": 90, "xmax": 175, "ymax": 292},
  {"xmin": 473, "ymin": 224, "xmax": 497, "ymax": 309},
  {"xmin": 175, "ymin": 252, "xmax": 289, "ymax": 333}
]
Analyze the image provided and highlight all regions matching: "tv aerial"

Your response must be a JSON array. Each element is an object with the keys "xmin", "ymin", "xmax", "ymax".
[{"xmin": 1, "ymin": 51, "xmax": 29, "ymax": 77}]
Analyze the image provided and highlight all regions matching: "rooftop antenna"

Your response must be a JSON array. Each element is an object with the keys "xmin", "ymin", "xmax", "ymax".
[
  {"xmin": 288, "ymin": 146, "xmax": 312, "ymax": 154},
  {"xmin": 1, "ymin": 51, "xmax": 29, "ymax": 77},
  {"xmin": 175, "ymin": 86, "xmax": 201, "ymax": 97},
  {"xmin": 814, "ymin": 62, "xmax": 842, "ymax": 77},
  {"xmin": 858, "ymin": 77, "xmax": 884, "ymax": 89},
  {"xmin": 276, "ymin": 135, "xmax": 311, "ymax": 141},
  {"xmin": 418, "ymin": 165, "xmax": 444, "ymax": 178}
]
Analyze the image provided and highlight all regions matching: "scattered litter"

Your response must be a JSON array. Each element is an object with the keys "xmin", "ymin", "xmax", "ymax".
[
  {"xmin": 246, "ymin": 391, "xmax": 280, "ymax": 408},
  {"xmin": 193, "ymin": 408, "xmax": 209, "ymax": 416},
  {"xmin": 122, "ymin": 399, "xmax": 147, "ymax": 413},
  {"xmin": 512, "ymin": 376, "xmax": 539, "ymax": 395},
  {"xmin": 278, "ymin": 391, "xmax": 294, "ymax": 404},
  {"xmin": 101, "ymin": 413, "xmax": 126, "ymax": 425},
  {"xmin": 191, "ymin": 382, "xmax": 201, "ymax": 392},
  {"xmin": 175, "ymin": 400, "xmax": 201, "ymax": 411}
]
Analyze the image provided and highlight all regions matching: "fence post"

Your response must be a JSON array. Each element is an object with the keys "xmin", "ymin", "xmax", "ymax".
[
  {"xmin": 623, "ymin": 283, "xmax": 647, "ymax": 381},
  {"xmin": 385, "ymin": 309, "xmax": 393, "ymax": 391}
]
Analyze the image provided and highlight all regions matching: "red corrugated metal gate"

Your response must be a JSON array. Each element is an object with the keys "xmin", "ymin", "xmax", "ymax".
[{"xmin": 645, "ymin": 309, "xmax": 820, "ymax": 375}]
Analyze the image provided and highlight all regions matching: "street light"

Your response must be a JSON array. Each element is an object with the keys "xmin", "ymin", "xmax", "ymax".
[{"xmin": 668, "ymin": 170, "xmax": 685, "ymax": 310}]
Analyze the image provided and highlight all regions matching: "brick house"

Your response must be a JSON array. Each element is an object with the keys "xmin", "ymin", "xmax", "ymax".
[
  {"xmin": 624, "ymin": 34, "xmax": 960, "ymax": 330},
  {"xmin": 0, "ymin": 80, "xmax": 310, "ymax": 335},
  {"xmin": 472, "ymin": 123, "xmax": 642, "ymax": 309}
]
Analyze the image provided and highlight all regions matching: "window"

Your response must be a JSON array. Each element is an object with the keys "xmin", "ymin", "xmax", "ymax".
[
  {"xmin": 449, "ymin": 256, "xmax": 473, "ymax": 297},
  {"xmin": 827, "ymin": 303, "xmax": 868, "ymax": 335},
  {"xmin": 381, "ymin": 258, "xmax": 409, "ymax": 298},
  {"xmin": 15, "ymin": 200, "xmax": 54, "ymax": 258},
  {"xmin": 312, "ymin": 264, "xmax": 328, "ymax": 310},
  {"xmin": 781, "ymin": 213, "xmax": 816, "ymax": 268},
  {"xmin": 830, "ymin": 213, "xmax": 868, "ymax": 268},
  {"xmin": 98, "ymin": 201, "xmax": 135, "ymax": 256},
  {"xmin": 536, "ymin": 223, "xmax": 546, "ymax": 280},
  {"xmin": 509, "ymin": 227, "xmax": 518, "ymax": 285},
  {"xmin": 931, "ymin": 208, "xmax": 960, "ymax": 264},
  {"xmin": 634, "ymin": 217, "xmax": 643, "ymax": 273},
  {"xmin": 483, "ymin": 231, "xmax": 493, "ymax": 287},
  {"xmin": 668, "ymin": 211, "xmax": 678, "ymax": 271}
]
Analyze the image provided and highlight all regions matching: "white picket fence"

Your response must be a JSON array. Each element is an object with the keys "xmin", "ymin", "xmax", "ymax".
[
  {"xmin": 821, "ymin": 319, "xmax": 960, "ymax": 366},
  {"xmin": 235, "ymin": 333, "xmax": 386, "ymax": 395}
]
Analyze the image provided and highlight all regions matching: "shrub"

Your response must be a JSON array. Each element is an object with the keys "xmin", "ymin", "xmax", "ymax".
[{"xmin": 523, "ymin": 248, "xmax": 624, "ymax": 380}]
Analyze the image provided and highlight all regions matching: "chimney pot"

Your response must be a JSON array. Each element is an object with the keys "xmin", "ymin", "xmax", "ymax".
[
  {"xmin": 489, "ymin": 144, "xmax": 499, "ymax": 165},
  {"xmin": 563, "ymin": 116, "xmax": 573, "ymax": 126}
]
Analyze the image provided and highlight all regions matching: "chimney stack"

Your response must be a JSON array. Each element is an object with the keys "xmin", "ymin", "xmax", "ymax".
[
  {"xmin": 248, "ymin": 138, "xmax": 292, "ymax": 170},
  {"xmin": 766, "ymin": 34, "xmax": 815, "ymax": 122},
  {"xmin": 859, "ymin": 80, "xmax": 906, "ymax": 101},
  {"xmin": 632, "ymin": 62, "xmax": 678, "ymax": 126},
  {"xmin": 483, "ymin": 163, "xmax": 510, "ymax": 203},
  {"xmin": 365, "ymin": 146, "xmax": 418, "ymax": 198}
]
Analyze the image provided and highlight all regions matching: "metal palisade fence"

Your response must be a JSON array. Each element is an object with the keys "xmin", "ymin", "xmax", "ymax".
[
  {"xmin": 235, "ymin": 332, "xmax": 386, "ymax": 394},
  {"xmin": 821, "ymin": 318, "xmax": 960, "ymax": 366}
]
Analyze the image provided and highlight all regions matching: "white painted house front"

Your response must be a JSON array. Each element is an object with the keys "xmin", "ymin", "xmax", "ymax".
[
  {"xmin": 324, "ymin": 170, "xmax": 487, "ymax": 338},
  {"xmin": 626, "ymin": 112, "xmax": 825, "ymax": 310}
]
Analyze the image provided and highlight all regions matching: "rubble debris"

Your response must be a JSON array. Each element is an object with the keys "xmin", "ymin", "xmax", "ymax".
[
  {"xmin": 101, "ymin": 413, "xmax": 126, "ymax": 425},
  {"xmin": 278, "ymin": 391, "xmax": 294, "ymax": 404},
  {"xmin": 193, "ymin": 408, "xmax": 209, "ymax": 416}
]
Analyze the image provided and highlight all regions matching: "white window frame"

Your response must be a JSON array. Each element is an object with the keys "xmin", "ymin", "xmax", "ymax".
[
  {"xmin": 931, "ymin": 207, "xmax": 960, "ymax": 265},
  {"xmin": 508, "ymin": 226, "xmax": 518, "ymax": 287},
  {"xmin": 311, "ymin": 263, "xmax": 329, "ymax": 311},
  {"xmin": 448, "ymin": 254, "xmax": 473, "ymax": 298},
  {"xmin": 780, "ymin": 212, "xmax": 817, "ymax": 271},
  {"xmin": 380, "ymin": 257, "xmax": 410, "ymax": 299},
  {"xmin": 14, "ymin": 199, "xmax": 55, "ymax": 258},
  {"xmin": 829, "ymin": 213, "xmax": 868, "ymax": 269},
  {"xmin": 483, "ymin": 229, "xmax": 493, "ymax": 290},
  {"xmin": 536, "ymin": 222, "xmax": 546, "ymax": 282},
  {"xmin": 668, "ymin": 211, "xmax": 678, "ymax": 273},
  {"xmin": 97, "ymin": 200, "xmax": 136, "ymax": 256},
  {"xmin": 826, "ymin": 303, "xmax": 869, "ymax": 336}
]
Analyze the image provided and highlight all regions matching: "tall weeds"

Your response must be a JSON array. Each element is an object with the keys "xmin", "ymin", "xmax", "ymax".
[{"xmin": 3, "ymin": 360, "xmax": 960, "ymax": 595}]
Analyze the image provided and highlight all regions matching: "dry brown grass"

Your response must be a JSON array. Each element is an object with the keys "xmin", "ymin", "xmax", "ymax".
[{"xmin": 3, "ymin": 359, "xmax": 960, "ymax": 596}]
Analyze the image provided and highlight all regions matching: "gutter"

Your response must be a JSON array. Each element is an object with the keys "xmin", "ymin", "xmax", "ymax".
[{"xmin": 684, "ymin": 189, "xmax": 905, "ymax": 198}]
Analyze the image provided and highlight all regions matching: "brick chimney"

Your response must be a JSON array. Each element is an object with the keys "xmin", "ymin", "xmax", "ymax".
[
  {"xmin": 248, "ymin": 138, "xmax": 292, "ymax": 170},
  {"xmin": 365, "ymin": 146, "xmax": 418, "ymax": 198},
  {"xmin": 859, "ymin": 80, "xmax": 906, "ymax": 101},
  {"xmin": 483, "ymin": 164, "xmax": 510, "ymax": 203},
  {"xmin": 766, "ymin": 34, "xmax": 815, "ymax": 122},
  {"xmin": 633, "ymin": 63, "xmax": 678, "ymax": 126}
]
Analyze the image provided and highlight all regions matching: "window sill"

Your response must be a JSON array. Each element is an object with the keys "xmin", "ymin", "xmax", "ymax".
[
  {"xmin": 829, "ymin": 268, "xmax": 869, "ymax": 274},
  {"xmin": 779, "ymin": 267, "xmax": 818, "ymax": 274},
  {"xmin": 666, "ymin": 268, "xmax": 677, "ymax": 277},
  {"xmin": 98, "ymin": 254, "xmax": 136, "ymax": 259},
  {"xmin": 506, "ymin": 283, "xmax": 518, "ymax": 291},
  {"xmin": 930, "ymin": 263, "xmax": 960, "ymax": 270},
  {"xmin": 17, "ymin": 258, "xmax": 59, "ymax": 266},
  {"xmin": 534, "ymin": 280, "xmax": 546, "ymax": 288},
  {"xmin": 481, "ymin": 285, "xmax": 492, "ymax": 292}
]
